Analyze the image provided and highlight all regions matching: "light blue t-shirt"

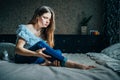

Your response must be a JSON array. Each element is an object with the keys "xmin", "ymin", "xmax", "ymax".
[{"xmin": 16, "ymin": 24, "xmax": 43, "ymax": 49}]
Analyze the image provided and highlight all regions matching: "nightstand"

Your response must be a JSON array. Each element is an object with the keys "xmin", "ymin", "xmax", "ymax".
[{"xmin": 54, "ymin": 35, "xmax": 108, "ymax": 53}]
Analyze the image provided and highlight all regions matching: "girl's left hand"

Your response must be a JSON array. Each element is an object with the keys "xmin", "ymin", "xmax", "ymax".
[{"xmin": 52, "ymin": 60, "xmax": 61, "ymax": 66}]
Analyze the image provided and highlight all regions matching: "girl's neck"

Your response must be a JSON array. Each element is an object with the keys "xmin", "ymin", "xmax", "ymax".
[
  {"xmin": 27, "ymin": 24, "xmax": 42, "ymax": 37},
  {"xmin": 33, "ymin": 24, "xmax": 41, "ymax": 31}
]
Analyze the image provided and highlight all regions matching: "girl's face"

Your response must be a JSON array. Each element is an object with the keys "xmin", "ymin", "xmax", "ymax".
[{"xmin": 38, "ymin": 12, "xmax": 52, "ymax": 28}]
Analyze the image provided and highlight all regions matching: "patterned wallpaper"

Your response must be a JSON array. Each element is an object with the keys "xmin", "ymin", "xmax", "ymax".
[{"xmin": 102, "ymin": 0, "xmax": 120, "ymax": 45}]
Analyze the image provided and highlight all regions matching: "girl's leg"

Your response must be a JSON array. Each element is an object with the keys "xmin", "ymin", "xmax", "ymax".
[
  {"xmin": 29, "ymin": 41, "xmax": 67, "ymax": 66},
  {"xmin": 15, "ymin": 54, "xmax": 45, "ymax": 64},
  {"xmin": 29, "ymin": 41, "xmax": 95, "ymax": 69}
]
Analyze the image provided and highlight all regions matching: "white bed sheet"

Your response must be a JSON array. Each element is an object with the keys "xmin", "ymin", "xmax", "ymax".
[{"xmin": 0, "ymin": 53, "xmax": 119, "ymax": 80}]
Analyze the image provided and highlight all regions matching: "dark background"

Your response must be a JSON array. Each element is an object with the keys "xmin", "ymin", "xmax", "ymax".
[{"xmin": 0, "ymin": 0, "xmax": 119, "ymax": 45}]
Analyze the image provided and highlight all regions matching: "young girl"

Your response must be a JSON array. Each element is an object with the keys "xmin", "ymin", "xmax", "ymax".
[{"xmin": 15, "ymin": 6, "xmax": 95, "ymax": 69}]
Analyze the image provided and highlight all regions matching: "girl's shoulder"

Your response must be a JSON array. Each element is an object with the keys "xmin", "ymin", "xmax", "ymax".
[
  {"xmin": 16, "ymin": 24, "xmax": 31, "ymax": 35},
  {"xmin": 18, "ymin": 24, "xmax": 32, "ymax": 32},
  {"xmin": 18, "ymin": 24, "xmax": 33, "ymax": 31},
  {"xmin": 18, "ymin": 24, "xmax": 28, "ymax": 28}
]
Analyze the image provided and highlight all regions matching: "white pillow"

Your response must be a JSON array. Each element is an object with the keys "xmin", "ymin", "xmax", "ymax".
[
  {"xmin": 0, "ymin": 42, "xmax": 15, "ymax": 61},
  {"xmin": 101, "ymin": 43, "xmax": 120, "ymax": 60}
]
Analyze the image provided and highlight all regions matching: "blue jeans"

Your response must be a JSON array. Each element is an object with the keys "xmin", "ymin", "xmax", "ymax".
[{"xmin": 15, "ymin": 41, "xmax": 67, "ymax": 66}]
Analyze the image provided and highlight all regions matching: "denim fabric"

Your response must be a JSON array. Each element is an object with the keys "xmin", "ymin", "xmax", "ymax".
[
  {"xmin": 29, "ymin": 41, "xmax": 67, "ymax": 66},
  {"xmin": 15, "ymin": 54, "xmax": 45, "ymax": 64}
]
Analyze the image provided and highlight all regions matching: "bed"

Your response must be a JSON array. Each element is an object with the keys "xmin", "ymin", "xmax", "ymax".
[{"xmin": 0, "ymin": 34, "xmax": 120, "ymax": 80}]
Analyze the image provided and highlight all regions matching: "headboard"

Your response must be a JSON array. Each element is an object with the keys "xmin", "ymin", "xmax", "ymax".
[{"xmin": 0, "ymin": 34, "xmax": 108, "ymax": 53}]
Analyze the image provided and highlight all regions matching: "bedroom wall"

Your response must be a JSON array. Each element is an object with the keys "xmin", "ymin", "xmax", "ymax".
[{"xmin": 0, "ymin": 0, "xmax": 103, "ymax": 34}]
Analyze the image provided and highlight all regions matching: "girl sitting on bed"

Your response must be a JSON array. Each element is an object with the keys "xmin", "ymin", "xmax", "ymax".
[{"xmin": 15, "ymin": 6, "xmax": 95, "ymax": 69}]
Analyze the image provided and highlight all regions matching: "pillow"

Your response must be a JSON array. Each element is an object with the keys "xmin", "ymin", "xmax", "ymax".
[
  {"xmin": 0, "ymin": 42, "xmax": 15, "ymax": 62},
  {"xmin": 105, "ymin": 61, "xmax": 120, "ymax": 72},
  {"xmin": 87, "ymin": 52, "xmax": 119, "ymax": 66},
  {"xmin": 101, "ymin": 43, "xmax": 120, "ymax": 60},
  {"xmin": 87, "ymin": 52, "xmax": 120, "ymax": 72}
]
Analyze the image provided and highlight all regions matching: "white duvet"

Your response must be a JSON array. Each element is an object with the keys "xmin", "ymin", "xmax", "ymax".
[{"xmin": 0, "ymin": 53, "xmax": 119, "ymax": 80}]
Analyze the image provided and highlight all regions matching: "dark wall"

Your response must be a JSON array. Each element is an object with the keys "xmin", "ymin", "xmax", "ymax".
[{"xmin": 0, "ymin": 0, "xmax": 103, "ymax": 34}]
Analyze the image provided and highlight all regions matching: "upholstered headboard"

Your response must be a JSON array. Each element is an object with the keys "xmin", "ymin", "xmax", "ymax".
[{"xmin": 0, "ymin": 34, "xmax": 108, "ymax": 53}]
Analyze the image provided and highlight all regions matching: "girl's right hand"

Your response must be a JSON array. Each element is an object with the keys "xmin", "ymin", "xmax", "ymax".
[
  {"xmin": 36, "ymin": 48, "xmax": 51, "ymax": 59},
  {"xmin": 36, "ymin": 48, "xmax": 52, "ymax": 66}
]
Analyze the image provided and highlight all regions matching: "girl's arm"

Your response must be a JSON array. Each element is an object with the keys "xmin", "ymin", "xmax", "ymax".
[{"xmin": 15, "ymin": 37, "xmax": 51, "ymax": 59}]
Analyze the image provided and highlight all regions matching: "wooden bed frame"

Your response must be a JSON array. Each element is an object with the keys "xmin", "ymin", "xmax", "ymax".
[{"xmin": 0, "ymin": 34, "xmax": 109, "ymax": 53}]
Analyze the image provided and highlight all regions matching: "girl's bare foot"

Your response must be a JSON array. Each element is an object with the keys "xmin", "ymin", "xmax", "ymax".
[
  {"xmin": 40, "ymin": 60, "xmax": 52, "ymax": 66},
  {"xmin": 65, "ymin": 60, "xmax": 95, "ymax": 69}
]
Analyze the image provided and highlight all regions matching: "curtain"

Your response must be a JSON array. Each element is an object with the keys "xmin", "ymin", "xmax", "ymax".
[{"xmin": 102, "ymin": 0, "xmax": 120, "ymax": 45}]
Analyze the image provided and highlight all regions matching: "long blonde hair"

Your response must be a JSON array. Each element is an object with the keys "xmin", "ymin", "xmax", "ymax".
[{"xmin": 28, "ymin": 6, "xmax": 55, "ymax": 47}]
